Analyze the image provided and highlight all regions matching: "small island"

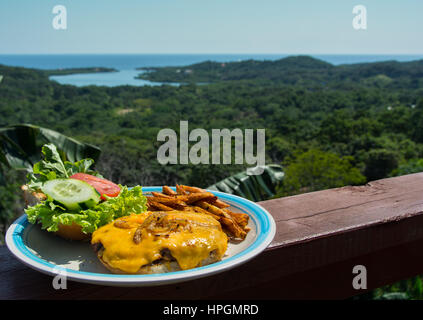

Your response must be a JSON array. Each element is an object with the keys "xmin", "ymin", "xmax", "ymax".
[{"xmin": 44, "ymin": 67, "xmax": 117, "ymax": 76}]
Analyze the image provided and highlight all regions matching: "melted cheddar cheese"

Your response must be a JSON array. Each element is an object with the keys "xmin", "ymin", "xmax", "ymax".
[{"xmin": 91, "ymin": 211, "xmax": 228, "ymax": 274}]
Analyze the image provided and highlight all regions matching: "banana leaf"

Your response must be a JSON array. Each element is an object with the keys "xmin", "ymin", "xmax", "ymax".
[
  {"xmin": 0, "ymin": 124, "xmax": 101, "ymax": 172},
  {"xmin": 207, "ymin": 164, "xmax": 284, "ymax": 202},
  {"xmin": 375, "ymin": 292, "xmax": 409, "ymax": 300}
]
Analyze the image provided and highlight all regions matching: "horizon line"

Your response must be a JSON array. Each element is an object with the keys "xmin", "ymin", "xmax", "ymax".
[{"xmin": 1, "ymin": 53, "xmax": 423, "ymax": 56}]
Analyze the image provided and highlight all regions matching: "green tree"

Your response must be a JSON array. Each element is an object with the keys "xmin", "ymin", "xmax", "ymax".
[
  {"xmin": 364, "ymin": 149, "xmax": 398, "ymax": 181},
  {"xmin": 410, "ymin": 99, "xmax": 423, "ymax": 143},
  {"xmin": 390, "ymin": 158, "xmax": 423, "ymax": 177},
  {"xmin": 276, "ymin": 149, "xmax": 366, "ymax": 197}
]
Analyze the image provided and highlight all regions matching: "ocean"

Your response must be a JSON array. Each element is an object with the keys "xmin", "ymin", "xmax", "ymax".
[{"xmin": 0, "ymin": 54, "xmax": 422, "ymax": 87}]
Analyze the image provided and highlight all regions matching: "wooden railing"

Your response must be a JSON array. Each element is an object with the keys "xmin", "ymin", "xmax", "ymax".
[{"xmin": 2, "ymin": 173, "xmax": 423, "ymax": 299}]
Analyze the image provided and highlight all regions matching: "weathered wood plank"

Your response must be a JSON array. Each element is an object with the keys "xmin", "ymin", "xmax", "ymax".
[{"xmin": 2, "ymin": 173, "xmax": 423, "ymax": 299}]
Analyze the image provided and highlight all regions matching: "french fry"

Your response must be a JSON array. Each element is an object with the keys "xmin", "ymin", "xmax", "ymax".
[
  {"xmin": 196, "ymin": 201, "xmax": 231, "ymax": 218},
  {"xmin": 211, "ymin": 199, "xmax": 231, "ymax": 209},
  {"xmin": 163, "ymin": 186, "xmax": 177, "ymax": 195},
  {"xmin": 151, "ymin": 191, "xmax": 173, "ymax": 199},
  {"xmin": 147, "ymin": 202, "xmax": 156, "ymax": 211},
  {"xmin": 225, "ymin": 210, "xmax": 249, "ymax": 228},
  {"xmin": 180, "ymin": 185, "xmax": 205, "ymax": 193},
  {"xmin": 220, "ymin": 217, "xmax": 247, "ymax": 240},
  {"xmin": 185, "ymin": 192, "xmax": 217, "ymax": 204},
  {"xmin": 176, "ymin": 184, "xmax": 188, "ymax": 195},
  {"xmin": 191, "ymin": 206, "xmax": 221, "ymax": 221},
  {"xmin": 148, "ymin": 199, "xmax": 174, "ymax": 211},
  {"xmin": 196, "ymin": 201, "xmax": 246, "ymax": 240},
  {"xmin": 148, "ymin": 196, "xmax": 187, "ymax": 210},
  {"xmin": 180, "ymin": 185, "xmax": 230, "ymax": 208},
  {"xmin": 151, "ymin": 192, "xmax": 215, "ymax": 204}
]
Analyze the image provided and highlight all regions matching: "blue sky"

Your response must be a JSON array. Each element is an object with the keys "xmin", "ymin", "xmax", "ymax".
[{"xmin": 0, "ymin": 0, "xmax": 422, "ymax": 54}]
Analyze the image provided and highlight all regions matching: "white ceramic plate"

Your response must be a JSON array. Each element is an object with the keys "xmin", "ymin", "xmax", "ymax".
[{"xmin": 6, "ymin": 187, "xmax": 276, "ymax": 287}]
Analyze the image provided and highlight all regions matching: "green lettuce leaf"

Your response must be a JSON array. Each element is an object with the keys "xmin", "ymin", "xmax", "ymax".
[
  {"xmin": 25, "ymin": 185, "xmax": 147, "ymax": 234},
  {"xmin": 27, "ymin": 143, "xmax": 102, "ymax": 191}
]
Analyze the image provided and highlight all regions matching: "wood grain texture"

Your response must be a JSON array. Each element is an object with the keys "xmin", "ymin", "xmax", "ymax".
[{"xmin": 2, "ymin": 173, "xmax": 423, "ymax": 299}]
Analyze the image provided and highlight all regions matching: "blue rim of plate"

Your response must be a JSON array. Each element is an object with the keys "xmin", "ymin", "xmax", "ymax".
[{"xmin": 6, "ymin": 187, "xmax": 276, "ymax": 286}]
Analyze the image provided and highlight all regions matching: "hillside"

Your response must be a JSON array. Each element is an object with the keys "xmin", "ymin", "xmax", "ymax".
[{"xmin": 137, "ymin": 55, "xmax": 423, "ymax": 88}]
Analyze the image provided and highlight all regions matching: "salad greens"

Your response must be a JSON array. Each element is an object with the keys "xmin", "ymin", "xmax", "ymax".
[
  {"xmin": 25, "ymin": 143, "xmax": 147, "ymax": 234},
  {"xmin": 26, "ymin": 185, "xmax": 147, "ymax": 234},
  {"xmin": 27, "ymin": 143, "xmax": 103, "ymax": 191}
]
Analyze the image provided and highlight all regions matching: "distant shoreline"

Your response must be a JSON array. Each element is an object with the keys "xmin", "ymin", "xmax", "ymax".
[
  {"xmin": 2, "ymin": 54, "xmax": 422, "ymax": 87},
  {"xmin": 1, "ymin": 53, "xmax": 423, "ymax": 56},
  {"xmin": 44, "ymin": 67, "xmax": 117, "ymax": 76},
  {"xmin": 135, "ymin": 55, "xmax": 423, "ymax": 85}
]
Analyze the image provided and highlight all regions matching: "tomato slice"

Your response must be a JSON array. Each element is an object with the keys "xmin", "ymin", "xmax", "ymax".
[{"xmin": 70, "ymin": 173, "xmax": 120, "ymax": 200}]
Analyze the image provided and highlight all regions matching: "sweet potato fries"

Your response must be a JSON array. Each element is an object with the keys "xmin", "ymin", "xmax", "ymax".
[{"xmin": 146, "ymin": 185, "xmax": 250, "ymax": 240}]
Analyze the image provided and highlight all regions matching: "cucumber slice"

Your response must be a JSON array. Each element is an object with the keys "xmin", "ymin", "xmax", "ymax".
[{"xmin": 41, "ymin": 178, "xmax": 101, "ymax": 211}]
